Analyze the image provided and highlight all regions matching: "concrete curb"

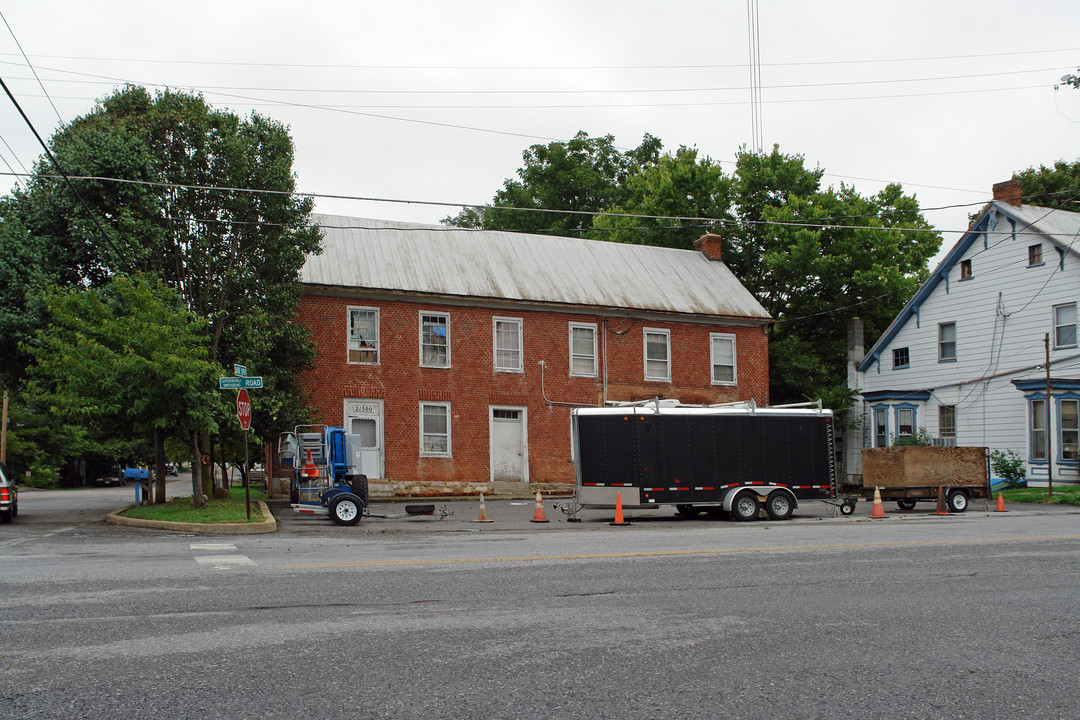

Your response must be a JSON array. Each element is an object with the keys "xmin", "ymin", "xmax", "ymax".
[{"xmin": 104, "ymin": 500, "xmax": 278, "ymax": 534}]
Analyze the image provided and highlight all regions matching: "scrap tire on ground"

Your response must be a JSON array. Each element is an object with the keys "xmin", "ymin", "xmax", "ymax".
[
  {"xmin": 330, "ymin": 496, "xmax": 362, "ymax": 526},
  {"xmin": 947, "ymin": 489, "xmax": 969, "ymax": 513},
  {"xmin": 731, "ymin": 492, "xmax": 760, "ymax": 522},
  {"xmin": 765, "ymin": 491, "xmax": 794, "ymax": 521}
]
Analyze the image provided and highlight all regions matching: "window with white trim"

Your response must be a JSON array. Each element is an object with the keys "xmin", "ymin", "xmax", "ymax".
[
  {"xmin": 420, "ymin": 402, "xmax": 451, "ymax": 456},
  {"xmin": 644, "ymin": 328, "xmax": 671, "ymax": 381},
  {"xmin": 710, "ymin": 333, "xmax": 736, "ymax": 385},
  {"xmin": 493, "ymin": 317, "xmax": 523, "ymax": 372},
  {"xmin": 938, "ymin": 322, "xmax": 956, "ymax": 362},
  {"xmin": 896, "ymin": 408, "xmax": 914, "ymax": 440},
  {"xmin": 874, "ymin": 408, "xmax": 888, "ymax": 448},
  {"xmin": 569, "ymin": 323, "xmax": 597, "ymax": 377},
  {"xmin": 348, "ymin": 307, "xmax": 379, "ymax": 364},
  {"xmin": 420, "ymin": 313, "xmax": 450, "ymax": 368},
  {"xmin": 1031, "ymin": 398, "xmax": 1047, "ymax": 461},
  {"xmin": 1061, "ymin": 399, "xmax": 1078, "ymax": 462},
  {"xmin": 939, "ymin": 405, "xmax": 956, "ymax": 439},
  {"xmin": 1053, "ymin": 303, "xmax": 1077, "ymax": 349}
]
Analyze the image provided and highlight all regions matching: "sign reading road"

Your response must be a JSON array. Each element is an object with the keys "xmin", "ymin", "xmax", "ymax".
[
  {"xmin": 234, "ymin": 364, "xmax": 247, "ymax": 377},
  {"xmin": 219, "ymin": 376, "xmax": 263, "ymax": 389},
  {"xmin": 237, "ymin": 389, "xmax": 252, "ymax": 431}
]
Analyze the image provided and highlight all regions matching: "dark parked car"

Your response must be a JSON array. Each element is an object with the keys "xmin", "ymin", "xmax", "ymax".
[
  {"xmin": 164, "ymin": 464, "xmax": 178, "ymax": 476},
  {"xmin": 94, "ymin": 469, "xmax": 125, "ymax": 487}
]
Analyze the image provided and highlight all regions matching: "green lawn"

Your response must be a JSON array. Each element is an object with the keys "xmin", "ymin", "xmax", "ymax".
[
  {"xmin": 1000, "ymin": 485, "xmax": 1080, "ymax": 507},
  {"xmin": 123, "ymin": 485, "xmax": 269, "ymax": 523}
]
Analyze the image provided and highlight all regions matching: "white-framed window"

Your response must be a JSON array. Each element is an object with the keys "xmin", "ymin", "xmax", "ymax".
[
  {"xmin": 420, "ymin": 312, "xmax": 450, "ymax": 368},
  {"xmin": 348, "ymin": 307, "xmax": 379, "ymax": 364},
  {"xmin": 1061, "ymin": 399, "xmax": 1079, "ymax": 462},
  {"xmin": 644, "ymin": 328, "xmax": 671, "ymax": 381},
  {"xmin": 493, "ymin": 317, "xmax": 523, "ymax": 372},
  {"xmin": 420, "ymin": 402, "xmax": 451, "ymax": 456},
  {"xmin": 710, "ymin": 333, "xmax": 736, "ymax": 385},
  {"xmin": 895, "ymin": 407, "xmax": 915, "ymax": 440},
  {"xmin": 939, "ymin": 405, "xmax": 956, "ymax": 439},
  {"xmin": 873, "ymin": 407, "xmax": 888, "ymax": 448},
  {"xmin": 1053, "ymin": 303, "xmax": 1077, "ymax": 349},
  {"xmin": 938, "ymin": 322, "xmax": 956, "ymax": 362},
  {"xmin": 569, "ymin": 323, "xmax": 597, "ymax": 377},
  {"xmin": 1031, "ymin": 398, "xmax": 1047, "ymax": 461}
]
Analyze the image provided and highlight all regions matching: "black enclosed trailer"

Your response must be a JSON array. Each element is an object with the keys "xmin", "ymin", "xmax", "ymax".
[{"xmin": 569, "ymin": 402, "xmax": 843, "ymax": 521}]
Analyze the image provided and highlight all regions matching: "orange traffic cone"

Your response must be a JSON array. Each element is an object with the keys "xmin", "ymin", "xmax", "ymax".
[
  {"xmin": 935, "ymin": 485, "xmax": 950, "ymax": 516},
  {"xmin": 870, "ymin": 487, "xmax": 886, "ymax": 519},
  {"xmin": 609, "ymin": 491, "xmax": 631, "ymax": 526},
  {"xmin": 996, "ymin": 492, "xmax": 1007, "ymax": 512},
  {"xmin": 471, "ymin": 493, "xmax": 493, "ymax": 523},
  {"xmin": 301, "ymin": 449, "xmax": 318, "ymax": 479},
  {"xmin": 530, "ymin": 492, "xmax": 550, "ymax": 523}
]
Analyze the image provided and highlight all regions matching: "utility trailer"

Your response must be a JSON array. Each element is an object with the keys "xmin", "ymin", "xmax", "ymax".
[
  {"xmin": 859, "ymin": 446, "xmax": 990, "ymax": 513},
  {"xmin": 566, "ymin": 401, "xmax": 846, "ymax": 521}
]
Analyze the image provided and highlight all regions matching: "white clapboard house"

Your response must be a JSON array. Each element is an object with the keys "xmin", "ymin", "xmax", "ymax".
[{"xmin": 848, "ymin": 179, "xmax": 1080, "ymax": 487}]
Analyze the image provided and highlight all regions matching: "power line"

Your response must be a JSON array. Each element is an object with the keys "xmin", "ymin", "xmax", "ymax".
[{"xmin": 0, "ymin": 11, "xmax": 63, "ymax": 126}]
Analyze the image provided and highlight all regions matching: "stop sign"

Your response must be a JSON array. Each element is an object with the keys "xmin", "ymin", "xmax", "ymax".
[{"xmin": 236, "ymin": 388, "xmax": 252, "ymax": 430}]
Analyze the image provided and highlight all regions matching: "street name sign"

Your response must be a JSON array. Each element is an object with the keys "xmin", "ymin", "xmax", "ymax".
[
  {"xmin": 234, "ymin": 364, "xmax": 248, "ymax": 377},
  {"xmin": 219, "ymin": 376, "xmax": 263, "ymax": 389}
]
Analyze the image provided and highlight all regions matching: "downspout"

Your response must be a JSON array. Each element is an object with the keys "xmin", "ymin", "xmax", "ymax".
[
  {"xmin": 537, "ymin": 361, "xmax": 595, "ymax": 407},
  {"xmin": 601, "ymin": 317, "xmax": 609, "ymax": 406}
]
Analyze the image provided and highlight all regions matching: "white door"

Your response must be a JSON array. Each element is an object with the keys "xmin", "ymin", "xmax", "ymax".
[
  {"xmin": 344, "ymin": 399, "xmax": 384, "ymax": 478},
  {"xmin": 490, "ymin": 407, "xmax": 527, "ymax": 482}
]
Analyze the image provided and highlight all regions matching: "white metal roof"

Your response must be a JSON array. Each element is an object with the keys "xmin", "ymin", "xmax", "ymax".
[
  {"xmin": 1001, "ymin": 202, "xmax": 1080, "ymax": 251},
  {"xmin": 302, "ymin": 214, "xmax": 770, "ymax": 322}
]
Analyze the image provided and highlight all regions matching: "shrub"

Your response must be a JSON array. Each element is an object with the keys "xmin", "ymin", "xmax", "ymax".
[{"xmin": 990, "ymin": 449, "xmax": 1026, "ymax": 489}]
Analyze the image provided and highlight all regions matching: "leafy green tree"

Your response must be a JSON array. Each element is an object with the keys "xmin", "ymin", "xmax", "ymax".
[
  {"xmin": 24, "ymin": 275, "xmax": 220, "ymax": 505},
  {"xmin": 445, "ymin": 130, "xmax": 662, "ymax": 234},
  {"xmin": 11, "ymin": 85, "xmax": 320, "ymax": 493},
  {"xmin": 1013, "ymin": 159, "xmax": 1080, "ymax": 210}
]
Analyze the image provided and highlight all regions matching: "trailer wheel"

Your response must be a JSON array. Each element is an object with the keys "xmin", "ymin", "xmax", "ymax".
[
  {"xmin": 731, "ymin": 492, "xmax": 760, "ymax": 522},
  {"xmin": 765, "ymin": 492, "xmax": 794, "ymax": 521},
  {"xmin": 896, "ymin": 499, "xmax": 917, "ymax": 511},
  {"xmin": 675, "ymin": 505, "xmax": 702, "ymax": 517},
  {"xmin": 330, "ymin": 496, "xmax": 362, "ymax": 526},
  {"xmin": 839, "ymin": 500, "xmax": 856, "ymax": 516},
  {"xmin": 947, "ymin": 489, "xmax": 969, "ymax": 513},
  {"xmin": 347, "ymin": 474, "xmax": 369, "ymax": 506}
]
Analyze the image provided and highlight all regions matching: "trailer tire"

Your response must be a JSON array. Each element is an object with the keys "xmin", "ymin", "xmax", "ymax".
[
  {"xmin": 896, "ymin": 499, "xmax": 917, "ymax": 511},
  {"xmin": 765, "ymin": 491, "xmax": 794, "ymax": 521},
  {"xmin": 947, "ymin": 489, "xmax": 968, "ymax": 513},
  {"xmin": 839, "ymin": 500, "xmax": 856, "ymax": 516},
  {"xmin": 347, "ymin": 474, "xmax": 369, "ymax": 506},
  {"xmin": 330, "ymin": 496, "xmax": 362, "ymax": 526},
  {"xmin": 731, "ymin": 492, "xmax": 760, "ymax": 522}
]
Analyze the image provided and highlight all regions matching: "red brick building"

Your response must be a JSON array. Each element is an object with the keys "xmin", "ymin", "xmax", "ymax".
[{"xmin": 294, "ymin": 215, "xmax": 771, "ymax": 493}]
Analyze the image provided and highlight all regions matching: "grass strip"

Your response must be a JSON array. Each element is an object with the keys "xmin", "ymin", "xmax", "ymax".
[
  {"xmin": 122, "ymin": 485, "xmax": 269, "ymax": 523},
  {"xmin": 1001, "ymin": 485, "xmax": 1080, "ymax": 507}
]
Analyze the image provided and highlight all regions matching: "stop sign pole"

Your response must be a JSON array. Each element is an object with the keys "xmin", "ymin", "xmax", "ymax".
[{"xmin": 220, "ymin": 369, "xmax": 261, "ymax": 521}]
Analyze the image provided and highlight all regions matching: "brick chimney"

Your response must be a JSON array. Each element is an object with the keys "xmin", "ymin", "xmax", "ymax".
[
  {"xmin": 694, "ymin": 233, "xmax": 723, "ymax": 261},
  {"xmin": 992, "ymin": 178, "xmax": 1022, "ymax": 207}
]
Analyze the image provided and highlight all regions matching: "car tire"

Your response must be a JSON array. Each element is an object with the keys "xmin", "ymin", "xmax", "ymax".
[
  {"xmin": 731, "ymin": 492, "xmax": 760, "ymax": 522},
  {"xmin": 330, "ymin": 496, "xmax": 362, "ymax": 526}
]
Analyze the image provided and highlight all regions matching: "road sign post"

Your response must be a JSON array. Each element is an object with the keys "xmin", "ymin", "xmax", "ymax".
[{"xmin": 220, "ymin": 374, "xmax": 261, "ymax": 520}]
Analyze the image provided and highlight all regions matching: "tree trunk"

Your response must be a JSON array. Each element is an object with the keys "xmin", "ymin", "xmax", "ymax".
[
  {"xmin": 200, "ymin": 431, "xmax": 213, "ymax": 498},
  {"xmin": 153, "ymin": 427, "xmax": 166, "ymax": 503},
  {"xmin": 189, "ymin": 429, "xmax": 206, "ymax": 508}
]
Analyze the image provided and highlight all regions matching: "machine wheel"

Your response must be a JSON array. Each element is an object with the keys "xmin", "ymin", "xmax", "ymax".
[
  {"xmin": 947, "ymin": 489, "xmax": 969, "ymax": 513},
  {"xmin": 0, "ymin": 508, "xmax": 11, "ymax": 524},
  {"xmin": 330, "ymin": 496, "xmax": 362, "ymax": 526},
  {"xmin": 348, "ymin": 474, "xmax": 369, "ymax": 506},
  {"xmin": 675, "ymin": 504, "xmax": 702, "ymax": 517},
  {"xmin": 731, "ymin": 492, "xmax": 760, "ymax": 522},
  {"xmin": 896, "ymin": 498, "xmax": 917, "ymax": 511},
  {"xmin": 765, "ymin": 492, "xmax": 794, "ymax": 521},
  {"xmin": 289, "ymin": 482, "xmax": 299, "ymax": 505},
  {"xmin": 839, "ymin": 500, "xmax": 856, "ymax": 516}
]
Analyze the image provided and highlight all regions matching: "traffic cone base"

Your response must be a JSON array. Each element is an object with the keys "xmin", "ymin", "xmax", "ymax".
[
  {"xmin": 610, "ymin": 491, "xmax": 631, "ymax": 526},
  {"xmin": 472, "ymin": 493, "xmax": 494, "ymax": 523},
  {"xmin": 935, "ymin": 485, "xmax": 950, "ymax": 515},
  {"xmin": 996, "ymin": 492, "xmax": 1007, "ymax": 512},
  {"xmin": 530, "ymin": 491, "xmax": 550, "ymax": 523},
  {"xmin": 870, "ymin": 487, "xmax": 886, "ymax": 519}
]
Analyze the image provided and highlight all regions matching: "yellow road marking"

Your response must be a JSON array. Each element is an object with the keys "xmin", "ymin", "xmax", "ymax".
[{"xmin": 273, "ymin": 533, "xmax": 1080, "ymax": 570}]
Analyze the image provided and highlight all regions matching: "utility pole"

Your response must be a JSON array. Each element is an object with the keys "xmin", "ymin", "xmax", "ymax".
[
  {"xmin": 1, "ymin": 388, "xmax": 8, "ymax": 465},
  {"xmin": 1045, "ymin": 334, "xmax": 1054, "ymax": 497}
]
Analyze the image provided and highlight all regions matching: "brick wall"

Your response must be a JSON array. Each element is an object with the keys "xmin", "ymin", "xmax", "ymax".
[{"xmin": 297, "ymin": 291, "xmax": 769, "ymax": 486}]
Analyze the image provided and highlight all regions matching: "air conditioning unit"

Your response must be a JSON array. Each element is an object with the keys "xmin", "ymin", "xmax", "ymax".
[{"xmin": 931, "ymin": 437, "xmax": 957, "ymax": 447}]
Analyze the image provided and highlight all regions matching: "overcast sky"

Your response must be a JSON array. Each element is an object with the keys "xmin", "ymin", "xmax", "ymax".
[{"xmin": 1, "ymin": 1, "xmax": 1078, "ymax": 269}]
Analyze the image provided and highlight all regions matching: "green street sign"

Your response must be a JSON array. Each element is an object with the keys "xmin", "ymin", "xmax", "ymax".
[
  {"xmin": 234, "ymin": 364, "xmax": 248, "ymax": 377},
  {"xmin": 219, "ymin": 376, "xmax": 263, "ymax": 389}
]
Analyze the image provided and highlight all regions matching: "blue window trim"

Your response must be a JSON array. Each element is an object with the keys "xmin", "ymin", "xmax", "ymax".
[
  {"xmin": 892, "ymin": 403, "xmax": 918, "ymax": 440},
  {"xmin": 1023, "ymin": 392, "xmax": 1049, "ymax": 464},
  {"xmin": 1055, "ymin": 393, "xmax": 1080, "ymax": 465},
  {"xmin": 892, "ymin": 347, "xmax": 910, "ymax": 370},
  {"xmin": 871, "ymin": 404, "xmax": 890, "ymax": 447}
]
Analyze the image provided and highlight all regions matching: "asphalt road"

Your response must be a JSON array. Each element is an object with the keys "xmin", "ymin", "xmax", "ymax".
[{"xmin": 1, "ymin": 487, "xmax": 1078, "ymax": 719}]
